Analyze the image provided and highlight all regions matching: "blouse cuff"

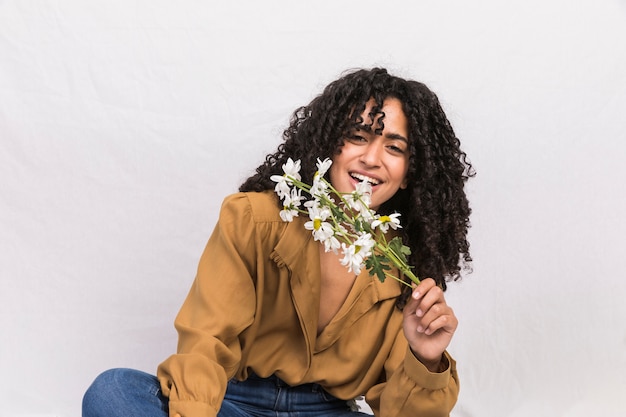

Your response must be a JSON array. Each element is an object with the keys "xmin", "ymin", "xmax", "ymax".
[
  {"xmin": 168, "ymin": 400, "xmax": 219, "ymax": 417},
  {"xmin": 403, "ymin": 348, "xmax": 454, "ymax": 390}
]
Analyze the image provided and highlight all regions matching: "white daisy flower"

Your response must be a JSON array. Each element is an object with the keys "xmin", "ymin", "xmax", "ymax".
[
  {"xmin": 279, "ymin": 189, "xmax": 304, "ymax": 222},
  {"xmin": 315, "ymin": 158, "xmax": 333, "ymax": 178},
  {"xmin": 339, "ymin": 243, "xmax": 363, "ymax": 274},
  {"xmin": 339, "ymin": 233, "xmax": 375, "ymax": 274},
  {"xmin": 353, "ymin": 232, "xmax": 375, "ymax": 258},
  {"xmin": 371, "ymin": 213, "xmax": 402, "ymax": 233},
  {"xmin": 322, "ymin": 234, "xmax": 341, "ymax": 254},
  {"xmin": 304, "ymin": 205, "xmax": 334, "ymax": 242},
  {"xmin": 282, "ymin": 158, "xmax": 302, "ymax": 180},
  {"xmin": 310, "ymin": 175, "xmax": 330, "ymax": 201},
  {"xmin": 344, "ymin": 181, "xmax": 373, "ymax": 221},
  {"xmin": 270, "ymin": 158, "xmax": 302, "ymax": 199},
  {"xmin": 279, "ymin": 207, "xmax": 298, "ymax": 222}
]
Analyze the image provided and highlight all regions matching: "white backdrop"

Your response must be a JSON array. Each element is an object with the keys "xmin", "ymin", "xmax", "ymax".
[{"xmin": 2, "ymin": 1, "xmax": 625, "ymax": 416}]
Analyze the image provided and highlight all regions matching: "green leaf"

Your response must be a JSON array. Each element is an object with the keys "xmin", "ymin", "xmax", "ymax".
[
  {"xmin": 387, "ymin": 237, "xmax": 413, "ymax": 272},
  {"xmin": 330, "ymin": 204, "xmax": 346, "ymax": 222},
  {"xmin": 353, "ymin": 218, "xmax": 364, "ymax": 233},
  {"xmin": 366, "ymin": 254, "xmax": 391, "ymax": 283}
]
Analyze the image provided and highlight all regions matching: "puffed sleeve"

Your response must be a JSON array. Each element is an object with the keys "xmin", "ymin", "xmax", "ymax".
[
  {"xmin": 365, "ymin": 328, "xmax": 460, "ymax": 417},
  {"xmin": 157, "ymin": 193, "xmax": 258, "ymax": 417}
]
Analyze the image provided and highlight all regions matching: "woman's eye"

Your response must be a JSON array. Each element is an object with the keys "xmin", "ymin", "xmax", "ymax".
[
  {"xmin": 388, "ymin": 144, "xmax": 405, "ymax": 154},
  {"xmin": 348, "ymin": 134, "xmax": 366, "ymax": 142}
]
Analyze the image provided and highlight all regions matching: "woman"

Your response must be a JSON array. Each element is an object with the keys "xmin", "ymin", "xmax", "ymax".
[{"xmin": 83, "ymin": 67, "xmax": 474, "ymax": 417}]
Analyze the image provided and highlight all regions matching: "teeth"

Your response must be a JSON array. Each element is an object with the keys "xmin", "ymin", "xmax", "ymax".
[{"xmin": 351, "ymin": 173, "xmax": 380, "ymax": 185}]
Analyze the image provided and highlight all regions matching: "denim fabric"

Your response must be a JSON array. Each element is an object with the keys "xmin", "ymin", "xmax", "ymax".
[
  {"xmin": 82, "ymin": 369, "xmax": 168, "ymax": 417},
  {"xmin": 82, "ymin": 368, "xmax": 371, "ymax": 417}
]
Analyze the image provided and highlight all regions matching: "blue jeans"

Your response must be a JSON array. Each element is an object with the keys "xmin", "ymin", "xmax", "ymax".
[{"xmin": 82, "ymin": 368, "xmax": 371, "ymax": 417}]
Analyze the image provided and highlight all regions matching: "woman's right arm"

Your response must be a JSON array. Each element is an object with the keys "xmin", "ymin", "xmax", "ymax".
[{"xmin": 157, "ymin": 193, "xmax": 258, "ymax": 417}]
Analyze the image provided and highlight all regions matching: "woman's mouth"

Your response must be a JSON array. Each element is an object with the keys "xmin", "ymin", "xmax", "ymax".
[{"xmin": 350, "ymin": 172, "xmax": 381, "ymax": 186}]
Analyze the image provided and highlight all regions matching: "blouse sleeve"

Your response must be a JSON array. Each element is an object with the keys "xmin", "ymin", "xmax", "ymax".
[
  {"xmin": 157, "ymin": 193, "xmax": 258, "ymax": 417},
  {"xmin": 365, "ymin": 328, "xmax": 460, "ymax": 417}
]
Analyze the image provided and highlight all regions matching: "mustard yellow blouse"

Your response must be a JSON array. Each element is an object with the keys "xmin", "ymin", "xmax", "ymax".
[{"xmin": 157, "ymin": 191, "xmax": 459, "ymax": 417}]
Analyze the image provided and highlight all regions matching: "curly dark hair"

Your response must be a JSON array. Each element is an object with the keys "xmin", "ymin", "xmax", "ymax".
[{"xmin": 239, "ymin": 68, "xmax": 474, "ymax": 308}]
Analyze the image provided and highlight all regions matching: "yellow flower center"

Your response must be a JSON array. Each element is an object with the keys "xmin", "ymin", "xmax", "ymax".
[
  {"xmin": 314, "ymin": 218, "xmax": 322, "ymax": 230},
  {"xmin": 379, "ymin": 215, "xmax": 391, "ymax": 223}
]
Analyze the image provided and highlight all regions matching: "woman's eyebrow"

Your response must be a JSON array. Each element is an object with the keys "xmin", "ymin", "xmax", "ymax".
[
  {"xmin": 385, "ymin": 132, "xmax": 409, "ymax": 143},
  {"xmin": 351, "ymin": 125, "xmax": 408, "ymax": 143}
]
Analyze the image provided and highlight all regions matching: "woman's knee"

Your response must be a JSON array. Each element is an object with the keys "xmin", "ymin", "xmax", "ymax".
[
  {"xmin": 83, "ymin": 368, "xmax": 161, "ymax": 417},
  {"xmin": 85, "ymin": 368, "xmax": 133, "ymax": 398}
]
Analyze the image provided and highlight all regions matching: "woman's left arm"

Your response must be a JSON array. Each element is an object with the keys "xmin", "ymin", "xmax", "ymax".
[
  {"xmin": 364, "ymin": 278, "xmax": 460, "ymax": 417},
  {"xmin": 402, "ymin": 278, "xmax": 459, "ymax": 371}
]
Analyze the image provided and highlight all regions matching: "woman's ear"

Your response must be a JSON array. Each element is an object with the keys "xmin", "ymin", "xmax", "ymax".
[{"xmin": 400, "ymin": 177, "xmax": 408, "ymax": 190}]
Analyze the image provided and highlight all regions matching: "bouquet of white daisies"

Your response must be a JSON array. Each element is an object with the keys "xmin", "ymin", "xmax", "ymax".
[{"xmin": 271, "ymin": 157, "xmax": 420, "ymax": 286}]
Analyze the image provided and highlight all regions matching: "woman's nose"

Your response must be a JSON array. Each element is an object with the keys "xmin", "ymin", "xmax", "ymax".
[{"xmin": 359, "ymin": 142, "xmax": 382, "ymax": 167}]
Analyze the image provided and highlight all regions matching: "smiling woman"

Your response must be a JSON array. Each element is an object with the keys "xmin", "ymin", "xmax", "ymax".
[{"xmin": 82, "ymin": 67, "xmax": 474, "ymax": 417}]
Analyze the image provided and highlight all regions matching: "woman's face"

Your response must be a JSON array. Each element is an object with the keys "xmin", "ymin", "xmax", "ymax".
[{"xmin": 329, "ymin": 97, "xmax": 410, "ymax": 211}]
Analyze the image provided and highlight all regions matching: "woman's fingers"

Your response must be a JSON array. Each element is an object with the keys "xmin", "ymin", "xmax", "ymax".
[
  {"xmin": 413, "ymin": 285, "xmax": 443, "ymax": 317},
  {"xmin": 405, "ymin": 277, "xmax": 457, "ymax": 339},
  {"xmin": 419, "ymin": 306, "xmax": 456, "ymax": 335}
]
